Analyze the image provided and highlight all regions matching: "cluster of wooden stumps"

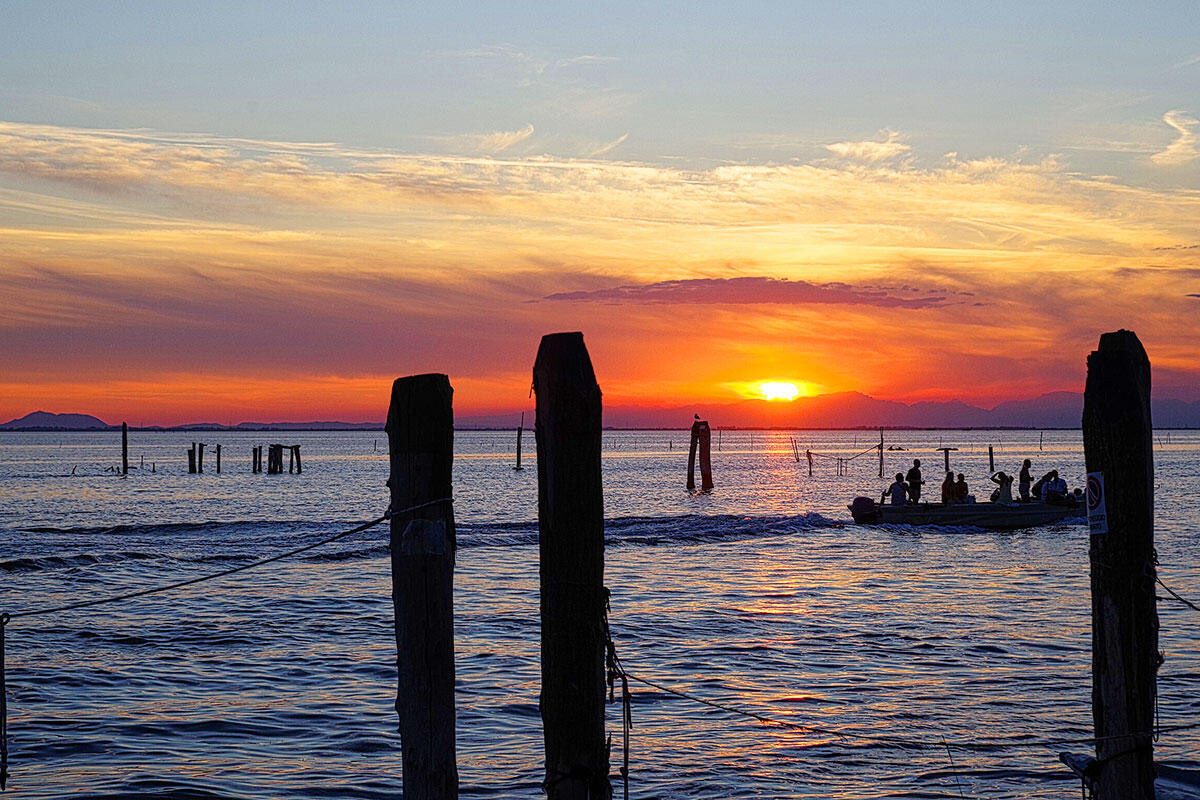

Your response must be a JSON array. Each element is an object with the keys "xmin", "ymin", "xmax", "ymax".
[
  {"xmin": 250, "ymin": 444, "xmax": 302, "ymax": 474},
  {"xmin": 186, "ymin": 442, "xmax": 222, "ymax": 473},
  {"xmin": 387, "ymin": 332, "xmax": 609, "ymax": 799}
]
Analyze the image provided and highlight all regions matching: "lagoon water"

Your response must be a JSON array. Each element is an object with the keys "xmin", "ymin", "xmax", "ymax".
[{"xmin": 2, "ymin": 428, "xmax": 1198, "ymax": 799}]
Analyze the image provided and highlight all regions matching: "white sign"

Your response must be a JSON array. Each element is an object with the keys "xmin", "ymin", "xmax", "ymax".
[{"xmin": 1087, "ymin": 471, "xmax": 1108, "ymax": 535}]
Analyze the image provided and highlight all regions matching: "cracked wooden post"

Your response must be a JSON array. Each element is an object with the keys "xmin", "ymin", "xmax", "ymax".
[
  {"xmin": 215, "ymin": 444, "xmax": 221, "ymax": 474},
  {"xmin": 534, "ymin": 332, "xmax": 610, "ymax": 799},
  {"xmin": 1083, "ymin": 329, "xmax": 1157, "ymax": 800},
  {"xmin": 121, "ymin": 422, "xmax": 128, "ymax": 475},
  {"xmin": 387, "ymin": 373, "xmax": 458, "ymax": 800}
]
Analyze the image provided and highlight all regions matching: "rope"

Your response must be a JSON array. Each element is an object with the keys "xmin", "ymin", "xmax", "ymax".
[
  {"xmin": 603, "ymin": 588, "xmax": 631, "ymax": 800},
  {"xmin": 0, "ymin": 499, "xmax": 449, "ymax": 791},
  {"xmin": 3, "ymin": 500, "xmax": 448, "ymax": 623},
  {"xmin": 620, "ymin": 670, "xmax": 1200, "ymax": 753},
  {"xmin": 1158, "ymin": 576, "xmax": 1200, "ymax": 612}
]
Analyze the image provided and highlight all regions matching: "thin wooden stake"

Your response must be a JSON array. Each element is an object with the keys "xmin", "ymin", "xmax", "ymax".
[
  {"xmin": 215, "ymin": 444, "xmax": 221, "ymax": 474},
  {"xmin": 387, "ymin": 373, "xmax": 458, "ymax": 800},
  {"xmin": 514, "ymin": 411, "xmax": 524, "ymax": 471},
  {"xmin": 1083, "ymin": 330, "xmax": 1157, "ymax": 800},
  {"xmin": 121, "ymin": 422, "xmax": 128, "ymax": 475},
  {"xmin": 533, "ymin": 332, "xmax": 609, "ymax": 799}
]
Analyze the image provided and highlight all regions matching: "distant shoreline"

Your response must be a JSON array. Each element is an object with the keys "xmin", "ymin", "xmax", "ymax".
[{"xmin": 2, "ymin": 425, "xmax": 1196, "ymax": 432}]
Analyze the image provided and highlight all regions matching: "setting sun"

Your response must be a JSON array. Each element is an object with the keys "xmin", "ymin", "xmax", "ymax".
[{"xmin": 759, "ymin": 381, "xmax": 801, "ymax": 401}]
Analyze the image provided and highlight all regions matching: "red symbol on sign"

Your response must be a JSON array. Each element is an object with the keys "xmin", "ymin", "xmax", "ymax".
[{"xmin": 1086, "ymin": 475, "xmax": 1102, "ymax": 512}]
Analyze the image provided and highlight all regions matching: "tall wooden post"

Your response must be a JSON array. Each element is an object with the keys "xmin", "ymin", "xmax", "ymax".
[
  {"xmin": 686, "ymin": 422, "xmax": 699, "ymax": 490},
  {"xmin": 188, "ymin": 444, "xmax": 196, "ymax": 474},
  {"xmin": 215, "ymin": 444, "xmax": 221, "ymax": 474},
  {"xmin": 988, "ymin": 445, "xmax": 995, "ymax": 473},
  {"xmin": 121, "ymin": 422, "xmax": 128, "ymax": 475},
  {"xmin": 387, "ymin": 373, "xmax": 458, "ymax": 800},
  {"xmin": 289, "ymin": 445, "xmax": 295, "ymax": 473},
  {"xmin": 697, "ymin": 421, "xmax": 713, "ymax": 490},
  {"xmin": 197, "ymin": 442, "xmax": 205, "ymax": 473},
  {"xmin": 293, "ymin": 445, "xmax": 302, "ymax": 474},
  {"xmin": 533, "ymin": 332, "xmax": 609, "ymax": 799},
  {"xmin": 514, "ymin": 411, "xmax": 524, "ymax": 471},
  {"xmin": 1083, "ymin": 330, "xmax": 1157, "ymax": 800},
  {"xmin": 878, "ymin": 428, "xmax": 884, "ymax": 478}
]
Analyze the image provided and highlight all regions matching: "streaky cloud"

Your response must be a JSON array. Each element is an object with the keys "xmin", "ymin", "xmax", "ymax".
[
  {"xmin": 1151, "ymin": 110, "xmax": 1200, "ymax": 166},
  {"xmin": 543, "ymin": 276, "xmax": 952, "ymax": 309},
  {"xmin": 826, "ymin": 130, "xmax": 910, "ymax": 162}
]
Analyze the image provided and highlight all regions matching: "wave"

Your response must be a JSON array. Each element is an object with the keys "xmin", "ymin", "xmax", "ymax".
[{"xmin": 1, "ymin": 551, "xmax": 158, "ymax": 573}]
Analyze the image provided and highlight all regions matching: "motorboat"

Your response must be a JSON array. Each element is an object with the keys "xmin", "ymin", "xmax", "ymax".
[{"xmin": 848, "ymin": 495, "xmax": 1083, "ymax": 530}]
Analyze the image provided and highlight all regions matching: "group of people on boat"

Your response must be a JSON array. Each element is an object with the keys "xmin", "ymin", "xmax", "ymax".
[{"xmin": 882, "ymin": 457, "xmax": 1077, "ymax": 506}]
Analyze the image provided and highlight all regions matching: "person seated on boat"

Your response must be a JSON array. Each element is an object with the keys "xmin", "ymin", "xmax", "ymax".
[
  {"xmin": 1030, "ymin": 470, "xmax": 1054, "ymax": 501},
  {"xmin": 1042, "ymin": 470, "xmax": 1069, "ymax": 503},
  {"xmin": 882, "ymin": 472, "xmax": 908, "ymax": 505},
  {"xmin": 954, "ymin": 473, "xmax": 971, "ymax": 503},
  {"xmin": 940, "ymin": 471, "xmax": 956, "ymax": 504},
  {"xmin": 990, "ymin": 470, "xmax": 1014, "ymax": 503},
  {"xmin": 1018, "ymin": 459, "xmax": 1033, "ymax": 502}
]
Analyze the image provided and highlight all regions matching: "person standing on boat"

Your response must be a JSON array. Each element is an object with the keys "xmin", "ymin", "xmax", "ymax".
[
  {"xmin": 940, "ymin": 471, "xmax": 956, "ymax": 504},
  {"xmin": 1018, "ymin": 459, "xmax": 1033, "ymax": 502},
  {"xmin": 990, "ymin": 471, "xmax": 1014, "ymax": 503},
  {"xmin": 906, "ymin": 459, "xmax": 924, "ymax": 504},
  {"xmin": 883, "ymin": 472, "xmax": 908, "ymax": 505}
]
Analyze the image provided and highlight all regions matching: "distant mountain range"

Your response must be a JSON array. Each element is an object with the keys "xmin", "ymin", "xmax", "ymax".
[{"xmin": 4, "ymin": 391, "xmax": 1199, "ymax": 431}]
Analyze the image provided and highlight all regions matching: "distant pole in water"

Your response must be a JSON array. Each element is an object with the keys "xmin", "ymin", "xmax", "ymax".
[
  {"xmin": 1039, "ymin": 431, "xmax": 1044, "ymax": 451},
  {"xmin": 387, "ymin": 373, "xmax": 458, "ymax": 799},
  {"xmin": 936, "ymin": 446, "xmax": 958, "ymax": 473},
  {"xmin": 197, "ymin": 442, "xmax": 205, "ymax": 474},
  {"xmin": 988, "ymin": 445, "xmax": 995, "ymax": 473},
  {"xmin": 293, "ymin": 445, "xmax": 302, "ymax": 474},
  {"xmin": 514, "ymin": 411, "xmax": 524, "ymax": 471},
  {"xmin": 533, "ymin": 332, "xmax": 610, "ymax": 799},
  {"xmin": 878, "ymin": 428, "xmax": 884, "ymax": 479},
  {"xmin": 687, "ymin": 418, "xmax": 714, "ymax": 491},
  {"xmin": 215, "ymin": 444, "xmax": 221, "ymax": 474},
  {"xmin": 717, "ymin": 428, "xmax": 721, "ymax": 451},
  {"xmin": 121, "ymin": 422, "xmax": 128, "ymax": 475},
  {"xmin": 1082, "ymin": 330, "xmax": 1157, "ymax": 800},
  {"xmin": 806, "ymin": 449, "xmax": 813, "ymax": 477},
  {"xmin": 188, "ymin": 443, "xmax": 196, "ymax": 474}
]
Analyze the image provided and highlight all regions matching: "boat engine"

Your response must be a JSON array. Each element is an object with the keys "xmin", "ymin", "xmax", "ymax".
[{"xmin": 849, "ymin": 495, "xmax": 879, "ymax": 523}]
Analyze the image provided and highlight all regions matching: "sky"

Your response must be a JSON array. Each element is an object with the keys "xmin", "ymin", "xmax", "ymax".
[{"xmin": 1, "ymin": 2, "xmax": 1198, "ymax": 424}]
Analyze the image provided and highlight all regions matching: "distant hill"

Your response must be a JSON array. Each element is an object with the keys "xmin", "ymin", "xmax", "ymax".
[
  {"xmin": 6, "ymin": 392, "xmax": 1199, "ymax": 432},
  {"xmin": 0, "ymin": 411, "xmax": 110, "ymax": 430}
]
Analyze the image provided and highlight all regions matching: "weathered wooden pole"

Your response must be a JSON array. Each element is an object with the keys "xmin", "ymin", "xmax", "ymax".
[
  {"xmin": 1082, "ymin": 329, "xmax": 1157, "ymax": 800},
  {"xmin": 293, "ymin": 445, "xmax": 302, "ymax": 474},
  {"xmin": 686, "ymin": 421, "xmax": 699, "ymax": 490},
  {"xmin": 533, "ymin": 332, "xmax": 610, "ymax": 799},
  {"xmin": 197, "ymin": 442, "xmax": 205, "ymax": 473},
  {"xmin": 514, "ymin": 411, "xmax": 524, "ymax": 471},
  {"xmin": 988, "ymin": 445, "xmax": 995, "ymax": 473},
  {"xmin": 215, "ymin": 444, "xmax": 221, "ymax": 474},
  {"xmin": 878, "ymin": 428, "xmax": 884, "ymax": 478},
  {"xmin": 288, "ymin": 444, "xmax": 295, "ymax": 473},
  {"xmin": 697, "ymin": 420, "xmax": 713, "ymax": 490},
  {"xmin": 806, "ymin": 449, "xmax": 813, "ymax": 477},
  {"xmin": 121, "ymin": 422, "xmax": 128, "ymax": 475},
  {"xmin": 387, "ymin": 373, "xmax": 458, "ymax": 800},
  {"xmin": 188, "ymin": 444, "xmax": 196, "ymax": 474}
]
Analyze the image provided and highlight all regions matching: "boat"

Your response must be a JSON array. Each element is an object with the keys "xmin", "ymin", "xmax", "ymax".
[{"xmin": 848, "ymin": 495, "xmax": 1083, "ymax": 530}]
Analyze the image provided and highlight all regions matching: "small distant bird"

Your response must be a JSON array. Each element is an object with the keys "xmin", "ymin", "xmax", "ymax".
[{"xmin": 694, "ymin": 413, "xmax": 700, "ymax": 420}]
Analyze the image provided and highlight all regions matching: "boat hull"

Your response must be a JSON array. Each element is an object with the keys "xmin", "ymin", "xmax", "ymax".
[{"xmin": 849, "ymin": 499, "xmax": 1082, "ymax": 530}]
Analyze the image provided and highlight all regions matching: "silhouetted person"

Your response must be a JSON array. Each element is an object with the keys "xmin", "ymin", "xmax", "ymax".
[
  {"xmin": 941, "ymin": 471, "xmax": 956, "ymax": 504},
  {"xmin": 1042, "ymin": 470, "xmax": 1068, "ymax": 503},
  {"xmin": 906, "ymin": 459, "xmax": 924, "ymax": 504},
  {"xmin": 1018, "ymin": 458, "xmax": 1033, "ymax": 502},
  {"xmin": 990, "ymin": 471, "xmax": 1014, "ymax": 503},
  {"xmin": 883, "ymin": 472, "xmax": 908, "ymax": 505},
  {"xmin": 954, "ymin": 473, "xmax": 969, "ymax": 502}
]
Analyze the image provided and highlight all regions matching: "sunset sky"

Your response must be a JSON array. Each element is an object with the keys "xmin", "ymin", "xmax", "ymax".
[{"xmin": 2, "ymin": 3, "xmax": 1198, "ymax": 425}]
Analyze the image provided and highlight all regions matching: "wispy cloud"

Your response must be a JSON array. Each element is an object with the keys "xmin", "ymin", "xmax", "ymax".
[
  {"xmin": 544, "ymin": 277, "xmax": 956, "ymax": 309},
  {"xmin": 586, "ymin": 133, "xmax": 628, "ymax": 156},
  {"xmin": 826, "ymin": 130, "xmax": 910, "ymax": 162},
  {"xmin": 1151, "ymin": 110, "xmax": 1200, "ymax": 166},
  {"xmin": 1172, "ymin": 54, "xmax": 1200, "ymax": 70},
  {"xmin": 434, "ymin": 123, "xmax": 535, "ymax": 154}
]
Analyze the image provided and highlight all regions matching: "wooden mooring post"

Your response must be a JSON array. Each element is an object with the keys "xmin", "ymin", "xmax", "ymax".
[
  {"xmin": 292, "ymin": 445, "xmax": 302, "ymax": 474},
  {"xmin": 121, "ymin": 422, "xmax": 128, "ymax": 475},
  {"xmin": 878, "ymin": 428, "xmax": 884, "ymax": 478},
  {"xmin": 1082, "ymin": 330, "xmax": 1157, "ymax": 800},
  {"xmin": 387, "ymin": 373, "xmax": 458, "ymax": 799},
  {"xmin": 197, "ymin": 442, "xmax": 205, "ymax": 473},
  {"xmin": 533, "ymin": 332, "xmax": 610, "ymax": 799},
  {"xmin": 514, "ymin": 411, "xmax": 524, "ymax": 471},
  {"xmin": 936, "ymin": 446, "xmax": 957, "ymax": 473},
  {"xmin": 188, "ymin": 443, "xmax": 196, "ymax": 473},
  {"xmin": 215, "ymin": 444, "xmax": 221, "ymax": 474},
  {"xmin": 988, "ymin": 445, "xmax": 995, "ymax": 473},
  {"xmin": 687, "ymin": 418, "xmax": 714, "ymax": 491}
]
